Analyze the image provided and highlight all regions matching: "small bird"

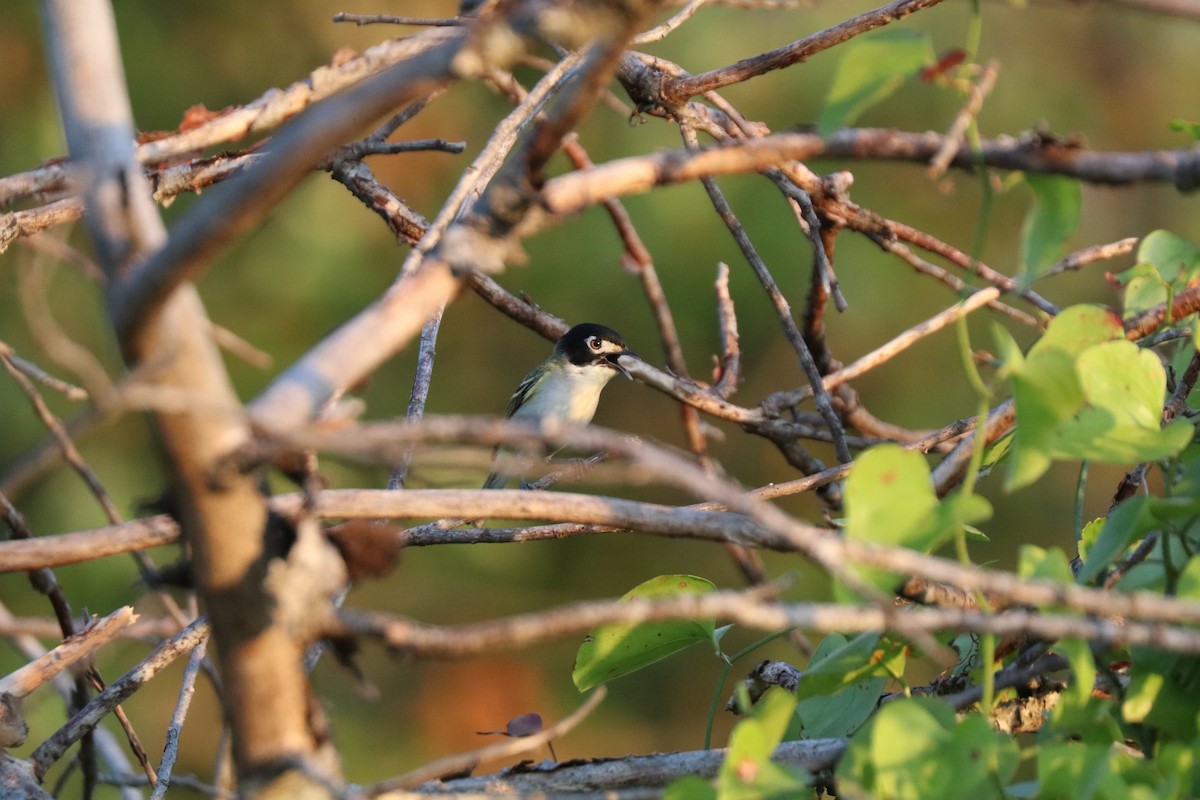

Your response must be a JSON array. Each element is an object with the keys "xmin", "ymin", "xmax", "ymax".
[{"xmin": 482, "ymin": 323, "xmax": 635, "ymax": 489}]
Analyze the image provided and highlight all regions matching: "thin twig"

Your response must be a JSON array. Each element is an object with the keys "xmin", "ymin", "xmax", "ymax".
[
  {"xmin": 814, "ymin": 287, "xmax": 1002, "ymax": 396},
  {"xmin": 150, "ymin": 637, "xmax": 208, "ymax": 799},
  {"xmin": 662, "ymin": 0, "xmax": 947, "ymax": 101},
  {"xmin": 32, "ymin": 618, "xmax": 211, "ymax": 780},
  {"xmin": 870, "ymin": 236, "xmax": 1037, "ymax": 326},
  {"xmin": 331, "ymin": 13, "xmax": 464, "ymax": 27},
  {"xmin": 680, "ymin": 125, "xmax": 852, "ymax": 464},
  {"xmin": 1038, "ymin": 237, "xmax": 1139, "ymax": 280},
  {"xmin": 0, "ymin": 340, "xmax": 189, "ymax": 626},
  {"xmin": 929, "ymin": 61, "xmax": 1000, "ymax": 178},
  {"xmin": 632, "ymin": 0, "xmax": 707, "ymax": 43}
]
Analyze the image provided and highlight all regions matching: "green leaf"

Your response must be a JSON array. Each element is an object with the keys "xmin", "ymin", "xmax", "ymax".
[
  {"xmin": 1050, "ymin": 342, "xmax": 1195, "ymax": 463},
  {"xmin": 1177, "ymin": 556, "xmax": 1200, "ymax": 600},
  {"xmin": 572, "ymin": 575, "xmax": 718, "ymax": 691},
  {"xmin": 838, "ymin": 697, "xmax": 1016, "ymax": 800},
  {"xmin": 841, "ymin": 446, "xmax": 991, "ymax": 596},
  {"xmin": 791, "ymin": 633, "xmax": 906, "ymax": 740},
  {"xmin": 1117, "ymin": 230, "xmax": 1200, "ymax": 318},
  {"xmin": 1048, "ymin": 638, "xmax": 1121, "ymax": 742},
  {"xmin": 794, "ymin": 632, "xmax": 904, "ymax": 697},
  {"xmin": 662, "ymin": 775, "xmax": 717, "ymax": 800},
  {"xmin": 1139, "ymin": 229, "xmax": 1200, "ymax": 280},
  {"xmin": 1038, "ymin": 742, "xmax": 1112, "ymax": 800},
  {"xmin": 1020, "ymin": 175, "xmax": 1081, "ymax": 279},
  {"xmin": 718, "ymin": 688, "xmax": 808, "ymax": 800},
  {"xmin": 990, "ymin": 321, "xmax": 1025, "ymax": 379},
  {"xmin": 1018, "ymin": 545, "xmax": 1075, "ymax": 586},
  {"xmin": 1119, "ymin": 262, "xmax": 1170, "ymax": 319},
  {"xmin": 1006, "ymin": 307, "xmax": 1123, "ymax": 491},
  {"xmin": 817, "ymin": 29, "xmax": 934, "ymax": 136},
  {"xmin": 1004, "ymin": 306, "xmax": 1192, "ymax": 490},
  {"xmin": 1029, "ymin": 305, "xmax": 1126, "ymax": 359},
  {"xmin": 1124, "ymin": 646, "xmax": 1200, "ymax": 741},
  {"xmin": 1077, "ymin": 496, "xmax": 1154, "ymax": 583},
  {"xmin": 1076, "ymin": 516, "xmax": 1105, "ymax": 567},
  {"xmin": 1170, "ymin": 118, "xmax": 1200, "ymax": 140},
  {"xmin": 844, "ymin": 446, "xmax": 937, "ymax": 546},
  {"xmin": 1059, "ymin": 638, "xmax": 1098, "ymax": 712}
]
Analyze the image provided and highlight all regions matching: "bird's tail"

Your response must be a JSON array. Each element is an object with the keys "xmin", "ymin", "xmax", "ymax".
[
  {"xmin": 481, "ymin": 469, "xmax": 509, "ymax": 490},
  {"xmin": 482, "ymin": 444, "xmax": 513, "ymax": 489}
]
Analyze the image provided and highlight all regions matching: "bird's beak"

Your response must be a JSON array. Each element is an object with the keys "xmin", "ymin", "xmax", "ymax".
[{"xmin": 608, "ymin": 350, "xmax": 637, "ymax": 380}]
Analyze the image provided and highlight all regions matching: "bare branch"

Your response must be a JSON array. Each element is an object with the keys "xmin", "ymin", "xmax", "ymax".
[
  {"xmin": 339, "ymin": 590, "xmax": 1200, "ymax": 658},
  {"xmin": 31, "ymin": 619, "xmax": 210, "ymax": 780},
  {"xmin": 0, "ymin": 608, "xmax": 138, "ymax": 701},
  {"xmin": 150, "ymin": 637, "xmax": 208, "ymax": 799},
  {"xmin": 365, "ymin": 688, "xmax": 606, "ymax": 794},
  {"xmin": 0, "ymin": 515, "xmax": 178, "ymax": 573},
  {"xmin": 662, "ymin": 0, "xmax": 947, "ymax": 102}
]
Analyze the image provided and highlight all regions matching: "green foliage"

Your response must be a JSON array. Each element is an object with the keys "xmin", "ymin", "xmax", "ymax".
[
  {"xmin": 1018, "ymin": 544, "xmax": 1075, "ymax": 585},
  {"xmin": 837, "ymin": 696, "xmax": 1018, "ymax": 800},
  {"xmin": 997, "ymin": 305, "xmax": 1193, "ymax": 490},
  {"xmin": 1124, "ymin": 646, "xmax": 1200, "ymax": 742},
  {"xmin": 791, "ymin": 632, "xmax": 906, "ymax": 740},
  {"xmin": 1019, "ymin": 174, "xmax": 1081, "ymax": 279},
  {"xmin": 1112, "ymin": 230, "xmax": 1200, "ymax": 318},
  {"xmin": 717, "ymin": 689, "xmax": 810, "ymax": 799},
  {"xmin": 1170, "ymin": 118, "xmax": 1200, "ymax": 140},
  {"xmin": 1077, "ymin": 446, "xmax": 1200, "ymax": 584},
  {"xmin": 817, "ymin": 29, "xmax": 935, "ymax": 135},
  {"xmin": 573, "ymin": 575, "xmax": 720, "ymax": 691},
  {"xmin": 665, "ymin": 688, "xmax": 809, "ymax": 800},
  {"xmin": 1046, "ymin": 638, "xmax": 1118, "ymax": 741},
  {"xmin": 663, "ymin": 775, "xmax": 718, "ymax": 800},
  {"xmin": 1036, "ymin": 740, "xmax": 1198, "ymax": 800},
  {"xmin": 840, "ymin": 445, "xmax": 991, "ymax": 597},
  {"xmin": 1076, "ymin": 496, "xmax": 1156, "ymax": 583}
]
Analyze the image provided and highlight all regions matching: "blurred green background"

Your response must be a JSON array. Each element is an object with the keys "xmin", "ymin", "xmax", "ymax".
[{"xmin": 2, "ymin": 0, "xmax": 1199, "ymax": 792}]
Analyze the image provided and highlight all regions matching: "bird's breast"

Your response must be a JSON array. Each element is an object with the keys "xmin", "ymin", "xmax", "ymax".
[{"xmin": 512, "ymin": 365, "xmax": 613, "ymax": 423}]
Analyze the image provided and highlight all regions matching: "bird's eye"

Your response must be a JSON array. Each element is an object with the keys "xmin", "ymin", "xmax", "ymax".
[{"xmin": 588, "ymin": 337, "xmax": 602, "ymax": 350}]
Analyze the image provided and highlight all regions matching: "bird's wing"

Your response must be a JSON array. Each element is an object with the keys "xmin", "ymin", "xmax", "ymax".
[{"xmin": 504, "ymin": 367, "xmax": 541, "ymax": 418}]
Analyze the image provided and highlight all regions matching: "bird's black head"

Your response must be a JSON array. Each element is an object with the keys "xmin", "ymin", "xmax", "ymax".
[{"xmin": 556, "ymin": 323, "xmax": 634, "ymax": 374}]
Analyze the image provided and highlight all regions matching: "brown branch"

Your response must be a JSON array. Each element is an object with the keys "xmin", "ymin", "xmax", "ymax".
[
  {"xmin": 0, "ymin": 608, "xmax": 138, "ymax": 702},
  {"xmin": 713, "ymin": 262, "xmax": 742, "ymax": 398},
  {"xmin": 662, "ymin": 0, "xmax": 948, "ymax": 102},
  {"xmin": 31, "ymin": 619, "xmax": 210, "ymax": 780},
  {"xmin": 0, "ymin": 516, "xmax": 178, "ymax": 573},
  {"xmin": 928, "ymin": 61, "xmax": 999, "ymax": 178},
  {"xmin": 1124, "ymin": 282, "xmax": 1200, "ymax": 338},
  {"xmin": 256, "ymin": 417, "xmax": 1200, "ymax": 628},
  {"xmin": 327, "ymin": 159, "xmax": 429, "ymax": 245},
  {"xmin": 1038, "ymin": 237, "xmax": 1138, "ymax": 280},
  {"xmin": 339, "ymin": 591, "xmax": 1200, "ymax": 658},
  {"xmin": 819, "ymin": 127, "xmax": 1200, "ymax": 192},
  {"xmin": 107, "ymin": 29, "xmax": 467, "ymax": 341},
  {"xmin": 149, "ymin": 637, "xmax": 208, "ymax": 798},
  {"xmin": 0, "ymin": 31, "xmax": 468, "ymax": 211},
  {"xmin": 680, "ymin": 125, "xmax": 851, "ymax": 465},
  {"xmin": 363, "ymin": 688, "xmax": 607, "ymax": 795},
  {"xmin": 542, "ymin": 132, "xmax": 827, "ymax": 214},
  {"xmin": 888, "ymin": 219, "xmax": 1059, "ymax": 315},
  {"xmin": 425, "ymin": 739, "xmax": 846, "ymax": 795},
  {"xmin": 869, "ymin": 236, "xmax": 1038, "ymax": 326}
]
